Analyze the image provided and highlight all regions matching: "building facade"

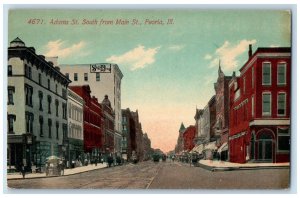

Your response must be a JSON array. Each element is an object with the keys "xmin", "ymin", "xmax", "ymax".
[
  {"xmin": 60, "ymin": 63, "xmax": 123, "ymax": 154},
  {"xmin": 121, "ymin": 108, "xmax": 137, "ymax": 161},
  {"xmin": 175, "ymin": 123, "xmax": 185, "ymax": 154},
  {"xmin": 194, "ymin": 109, "xmax": 204, "ymax": 145},
  {"xmin": 131, "ymin": 110, "xmax": 144, "ymax": 161},
  {"xmin": 229, "ymin": 46, "xmax": 291, "ymax": 163},
  {"xmin": 142, "ymin": 133, "xmax": 152, "ymax": 161},
  {"xmin": 7, "ymin": 38, "xmax": 70, "ymax": 171},
  {"xmin": 69, "ymin": 85, "xmax": 103, "ymax": 160},
  {"xmin": 101, "ymin": 95, "xmax": 115, "ymax": 156},
  {"xmin": 213, "ymin": 64, "xmax": 232, "ymax": 160},
  {"xmin": 67, "ymin": 88, "xmax": 84, "ymax": 166},
  {"xmin": 183, "ymin": 126, "xmax": 196, "ymax": 152}
]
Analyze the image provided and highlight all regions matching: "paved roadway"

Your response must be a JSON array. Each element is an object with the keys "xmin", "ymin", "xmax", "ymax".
[{"xmin": 7, "ymin": 160, "xmax": 289, "ymax": 189}]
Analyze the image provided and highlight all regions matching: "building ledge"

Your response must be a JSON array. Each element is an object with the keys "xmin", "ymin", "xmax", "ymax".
[{"xmin": 249, "ymin": 119, "xmax": 290, "ymax": 126}]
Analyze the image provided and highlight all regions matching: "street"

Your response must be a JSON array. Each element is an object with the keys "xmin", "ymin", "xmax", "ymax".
[{"xmin": 7, "ymin": 160, "xmax": 289, "ymax": 189}]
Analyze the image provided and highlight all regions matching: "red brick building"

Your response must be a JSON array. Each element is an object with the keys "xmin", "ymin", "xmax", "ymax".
[
  {"xmin": 101, "ymin": 95, "xmax": 115, "ymax": 154},
  {"xmin": 229, "ymin": 45, "xmax": 291, "ymax": 163},
  {"xmin": 183, "ymin": 125, "xmax": 196, "ymax": 152},
  {"xmin": 69, "ymin": 85, "xmax": 104, "ymax": 154}
]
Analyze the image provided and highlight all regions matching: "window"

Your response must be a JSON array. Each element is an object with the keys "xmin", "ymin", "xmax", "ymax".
[
  {"xmin": 28, "ymin": 67, "xmax": 32, "ymax": 79},
  {"xmin": 38, "ymin": 73, "xmax": 42, "ymax": 84},
  {"xmin": 39, "ymin": 91, "xmax": 43, "ymax": 111},
  {"xmin": 62, "ymin": 89, "xmax": 67, "ymax": 99},
  {"xmin": 24, "ymin": 64, "xmax": 28, "ymax": 77},
  {"xmin": 48, "ymin": 95, "xmax": 52, "ymax": 114},
  {"xmin": 278, "ymin": 93, "xmax": 286, "ymax": 116},
  {"xmin": 55, "ymin": 99, "xmax": 59, "ymax": 116},
  {"xmin": 96, "ymin": 73, "xmax": 100, "ymax": 81},
  {"xmin": 56, "ymin": 122, "xmax": 59, "ymax": 140},
  {"xmin": 25, "ymin": 84, "xmax": 33, "ymax": 107},
  {"xmin": 65, "ymin": 73, "xmax": 69, "ymax": 79},
  {"xmin": 39, "ymin": 116, "xmax": 44, "ymax": 137},
  {"xmin": 84, "ymin": 73, "xmax": 88, "ymax": 81},
  {"xmin": 277, "ymin": 127, "xmax": 290, "ymax": 152},
  {"xmin": 252, "ymin": 66, "xmax": 254, "ymax": 89},
  {"xmin": 262, "ymin": 62, "xmax": 271, "ymax": 85},
  {"xmin": 48, "ymin": 79, "xmax": 50, "ymax": 89},
  {"xmin": 262, "ymin": 93, "xmax": 271, "ymax": 115},
  {"xmin": 8, "ymin": 86, "xmax": 15, "ymax": 105},
  {"xmin": 62, "ymin": 103, "xmax": 67, "ymax": 119},
  {"xmin": 48, "ymin": 119, "xmax": 52, "ymax": 138},
  {"xmin": 277, "ymin": 63, "xmax": 286, "ymax": 85},
  {"xmin": 7, "ymin": 114, "xmax": 16, "ymax": 133},
  {"xmin": 63, "ymin": 124, "xmax": 68, "ymax": 140},
  {"xmin": 25, "ymin": 112, "xmax": 34, "ymax": 133},
  {"xmin": 55, "ymin": 84, "xmax": 58, "ymax": 93},
  {"xmin": 8, "ymin": 65, "xmax": 12, "ymax": 76},
  {"xmin": 74, "ymin": 73, "xmax": 78, "ymax": 81}
]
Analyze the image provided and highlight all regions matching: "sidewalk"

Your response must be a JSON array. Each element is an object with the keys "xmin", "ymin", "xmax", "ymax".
[
  {"xmin": 198, "ymin": 160, "xmax": 290, "ymax": 171},
  {"xmin": 7, "ymin": 163, "xmax": 108, "ymax": 180}
]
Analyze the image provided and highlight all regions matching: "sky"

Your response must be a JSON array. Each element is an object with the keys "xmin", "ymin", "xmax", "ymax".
[{"xmin": 8, "ymin": 9, "xmax": 291, "ymax": 152}]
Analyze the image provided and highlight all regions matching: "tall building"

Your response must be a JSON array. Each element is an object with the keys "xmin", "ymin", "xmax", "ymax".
[
  {"xmin": 121, "ymin": 108, "xmax": 137, "ymax": 161},
  {"xmin": 66, "ymin": 88, "xmax": 84, "ymax": 166},
  {"xmin": 229, "ymin": 46, "xmax": 291, "ymax": 163},
  {"xmin": 101, "ymin": 95, "xmax": 115, "ymax": 155},
  {"xmin": 213, "ymin": 63, "xmax": 233, "ymax": 160},
  {"xmin": 131, "ymin": 110, "xmax": 144, "ymax": 161},
  {"xmin": 60, "ymin": 63, "xmax": 123, "ymax": 154},
  {"xmin": 194, "ymin": 109, "xmax": 204, "ymax": 145},
  {"xmin": 175, "ymin": 123, "xmax": 185, "ymax": 154},
  {"xmin": 69, "ymin": 85, "xmax": 104, "ymax": 160},
  {"xmin": 7, "ymin": 38, "xmax": 70, "ymax": 171},
  {"xmin": 183, "ymin": 125, "xmax": 196, "ymax": 152}
]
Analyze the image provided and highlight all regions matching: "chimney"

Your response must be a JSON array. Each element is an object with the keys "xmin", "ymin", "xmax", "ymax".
[{"xmin": 248, "ymin": 44, "xmax": 252, "ymax": 59}]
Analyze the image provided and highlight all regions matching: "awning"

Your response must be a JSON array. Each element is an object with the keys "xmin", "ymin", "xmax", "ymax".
[
  {"xmin": 204, "ymin": 141, "xmax": 217, "ymax": 150},
  {"xmin": 191, "ymin": 144, "xmax": 204, "ymax": 153},
  {"xmin": 217, "ymin": 142, "xmax": 228, "ymax": 153}
]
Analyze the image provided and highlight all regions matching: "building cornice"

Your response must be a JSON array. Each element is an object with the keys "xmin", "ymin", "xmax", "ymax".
[
  {"xmin": 8, "ymin": 47, "xmax": 71, "ymax": 86},
  {"xmin": 249, "ymin": 119, "xmax": 290, "ymax": 126}
]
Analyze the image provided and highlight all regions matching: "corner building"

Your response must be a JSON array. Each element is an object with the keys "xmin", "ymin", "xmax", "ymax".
[
  {"xmin": 229, "ymin": 46, "xmax": 291, "ymax": 163},
  {"xmin": 7, "ymin": 38, "xmax": 70, "ymax": 171}
]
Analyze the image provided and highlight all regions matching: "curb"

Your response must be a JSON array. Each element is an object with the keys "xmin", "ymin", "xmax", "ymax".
[
  {"xmin": 197, "ymin": 163, "xmax": 290, "ymax": 172},
  {"xmin": 7, "ymin": 164, "xmax": 111, "ymax": 181}
]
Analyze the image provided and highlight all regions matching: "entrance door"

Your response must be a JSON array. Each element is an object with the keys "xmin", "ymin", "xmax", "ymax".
[{"xmin": 258, "ymin": 133, "xmax": 273, "ymax": 161}]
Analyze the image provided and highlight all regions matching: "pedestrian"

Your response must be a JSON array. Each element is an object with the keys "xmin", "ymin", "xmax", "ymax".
[
  {"xmin": 21, "ymin": 164, "xmax": 26, "ymax": 179},
  {"xmin": 60, "ymin": 160, "xmax": 65, "ymax": 176}
]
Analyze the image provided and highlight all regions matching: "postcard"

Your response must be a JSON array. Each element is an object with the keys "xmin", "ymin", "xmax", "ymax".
[{"xmin": 6, "ymin": 8, "xmax": 291, "ymax": 189}]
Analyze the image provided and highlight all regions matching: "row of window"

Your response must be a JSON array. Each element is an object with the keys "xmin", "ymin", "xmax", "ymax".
[
  {"xmin": 65, "ymin": 72, "xmax": 101, "ymax": 82},
  {"xmin": 262, "ymin": 92, "xmax": 286, "ymax": 116},
  {"xmin": 7, "ymin": 64, "xmax": 67, "ymax": 99},
  {"xmin": 39, "ymin": 116, "xmax": 68, "ymax": 139},
  {"xmin": 232, "ymin": 92, "xmax": 287, "ymax": 125},
  {"xmin": 18, "ymin": 84, "xmax": 68, "ymax": 119},
  {"xmin": 262, "ymin": 62, "xmax": 287, "ymax": 86},
  {"xmin": 68, "ymin": 103, "xmax": 83, "ymax": 122},
  {"xmin": 240, "ymin": 62, "xmax": 287, "ymax": 96}
]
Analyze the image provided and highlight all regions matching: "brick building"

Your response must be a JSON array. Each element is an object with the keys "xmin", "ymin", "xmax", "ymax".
[
  {"xmin": 229, "ymin": 45, "xmax": 291, "ymax": 163},
  {"xmin": 183, "ymin": 125, "xmax": 196, "ymax": 152},
  {"xmin": 69, "ymin": 85, "xmax": 103, "ymax": 158},
  {"xmin": 213, "ymin": 64, "xmax": 232, "ymax": 160},
  {"xmin": 101, "ymin": 95, "xmax": 115, "ymax": 155},
  {"xmin": 121, "ymin": 108, "xmax": 137, "ymax": 161}
]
